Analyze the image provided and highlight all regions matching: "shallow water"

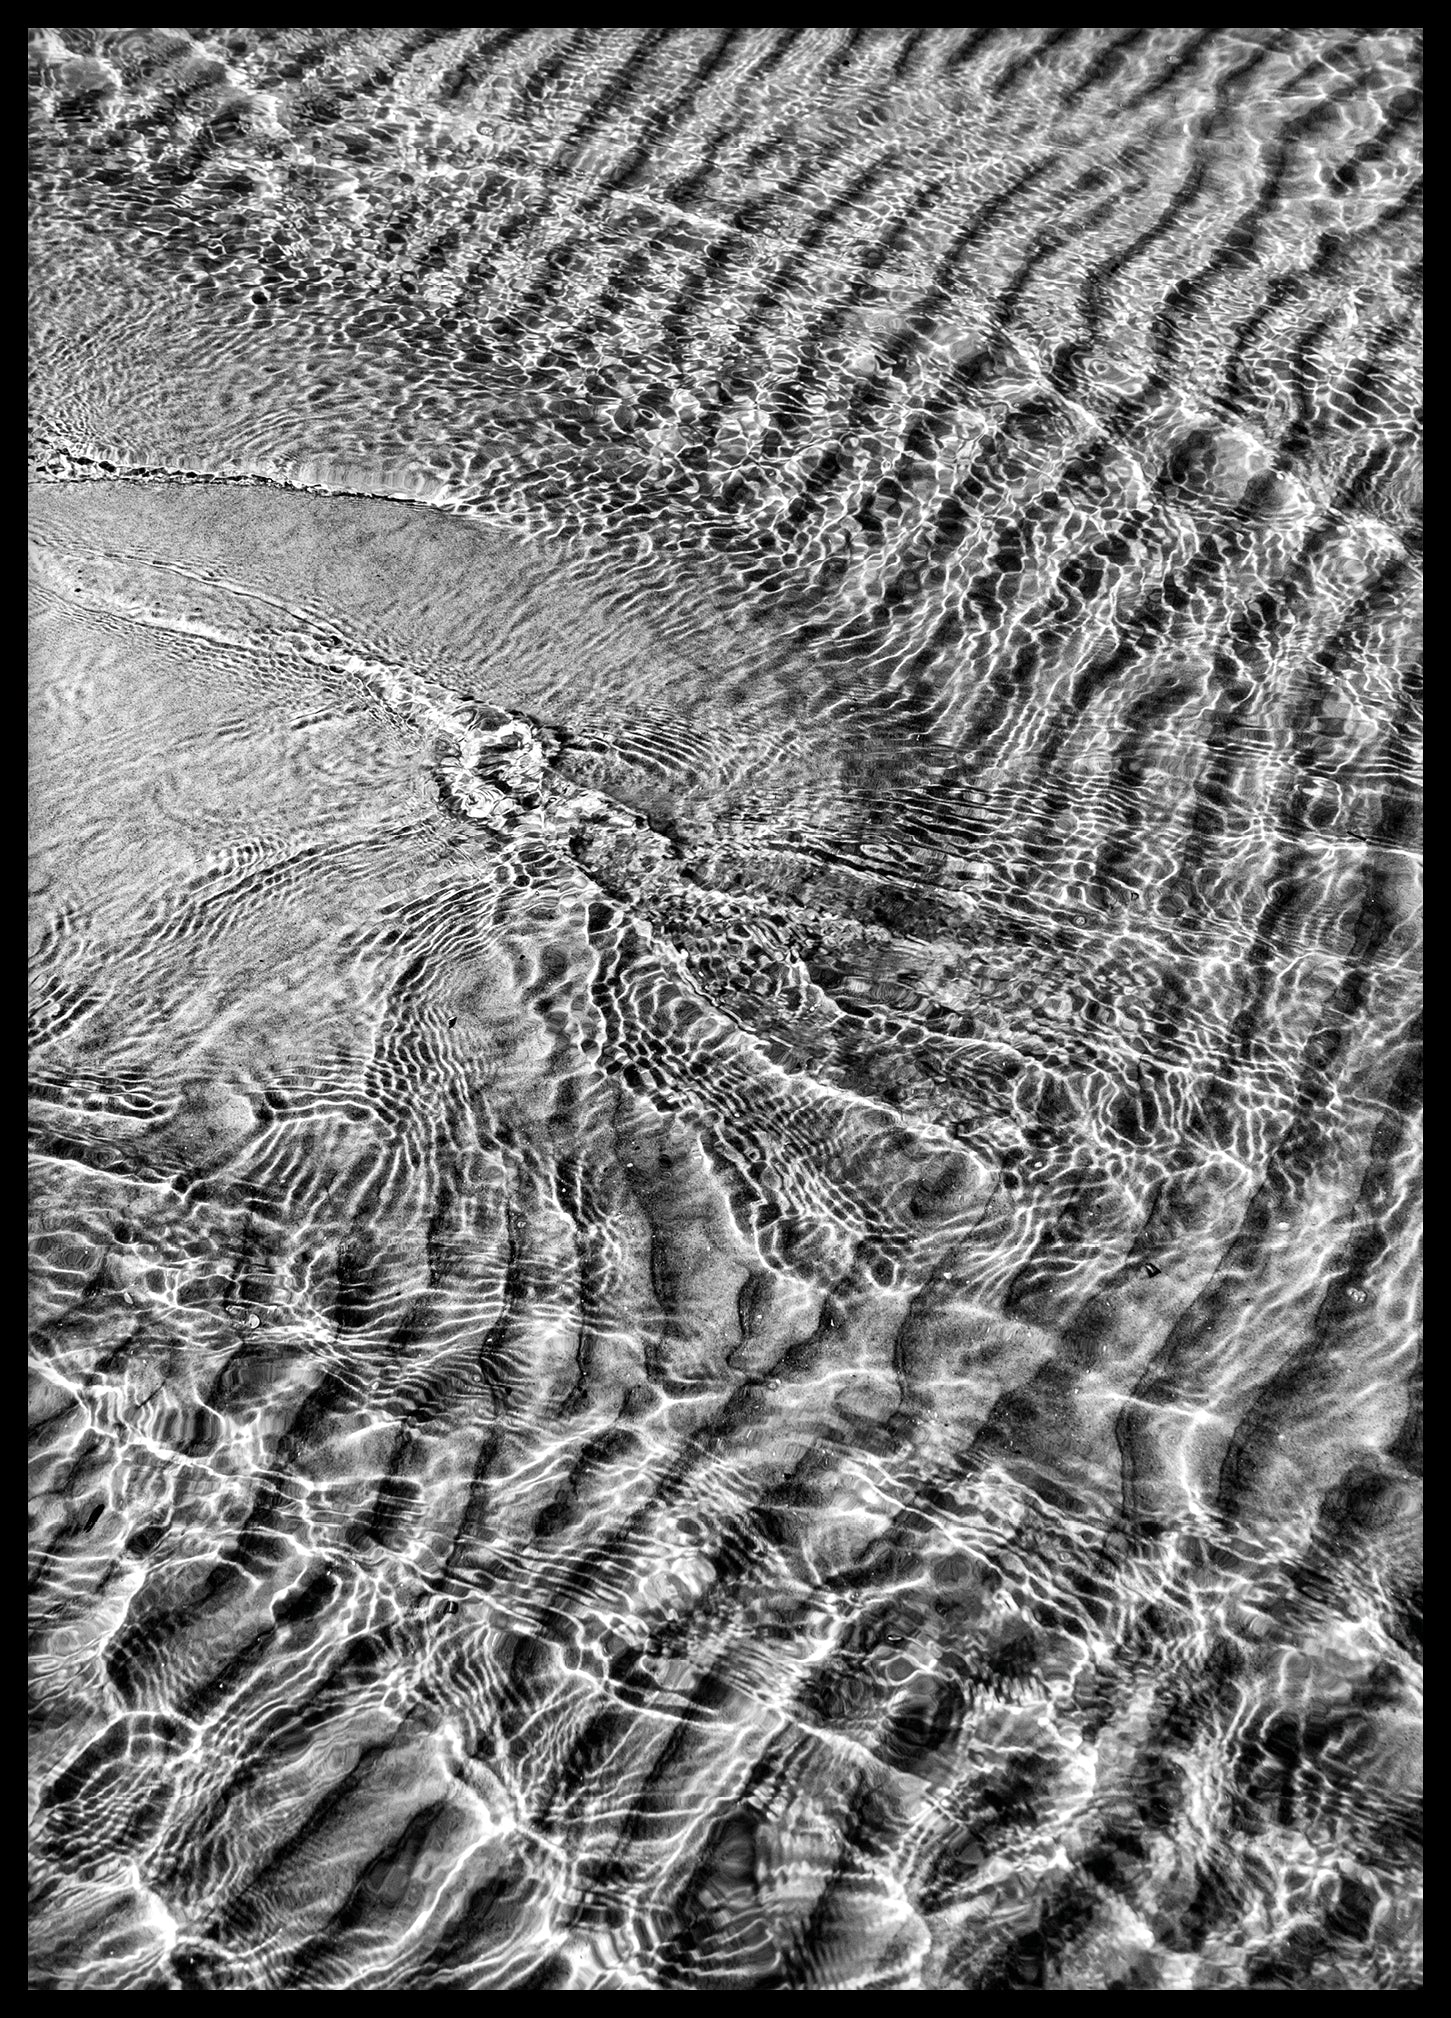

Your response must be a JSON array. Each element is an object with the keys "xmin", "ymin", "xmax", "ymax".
[{"xmin": 30, "ymin": 28, "xmax": 1421, "ymax": 1990}]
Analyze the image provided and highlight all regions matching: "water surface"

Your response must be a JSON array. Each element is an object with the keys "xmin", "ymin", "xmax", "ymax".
[{"xmin": 30, "ymin": 28, "xmax": 1421, "ymax": 1990}]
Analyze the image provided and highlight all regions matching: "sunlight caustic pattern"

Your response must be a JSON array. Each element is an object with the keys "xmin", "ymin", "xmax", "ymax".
[{"xmin": 31, "ymin": 28, "xmax": 1420, "ymax": 1990}]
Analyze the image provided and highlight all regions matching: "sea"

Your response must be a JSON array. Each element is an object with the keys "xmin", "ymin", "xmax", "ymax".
[{"xmin": 29, "ymin": 27, "xmax": 1421, "ymax": 1990}]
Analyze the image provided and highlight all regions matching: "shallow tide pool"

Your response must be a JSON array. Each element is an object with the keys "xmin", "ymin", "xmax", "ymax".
[{"xmin": 30, "ymin": 28, "xmax": 1421, "ymax": 1990}]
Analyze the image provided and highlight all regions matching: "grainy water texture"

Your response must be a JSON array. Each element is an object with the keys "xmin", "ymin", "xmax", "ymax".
[{"xmin": 29, "ymin": 27, "xmax": 1421, "ymax": 1992}]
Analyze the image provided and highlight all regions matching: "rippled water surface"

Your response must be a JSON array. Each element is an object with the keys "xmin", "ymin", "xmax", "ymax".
[{"xmin": 30, "ymin": 28, "xmax": 1421, "ymax": 1991}]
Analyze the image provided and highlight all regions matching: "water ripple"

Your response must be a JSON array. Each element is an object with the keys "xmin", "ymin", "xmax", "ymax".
[{"xmin": 31, "ymin": 26, "xmax": 1419, "ymax": 1991}]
